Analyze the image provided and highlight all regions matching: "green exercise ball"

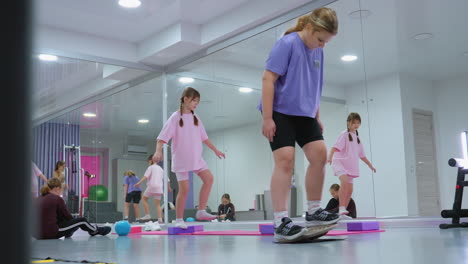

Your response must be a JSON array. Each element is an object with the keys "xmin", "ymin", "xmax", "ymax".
[{"xmin": 88, "ymin": 184, "xmax": 108, "ymax": 201}]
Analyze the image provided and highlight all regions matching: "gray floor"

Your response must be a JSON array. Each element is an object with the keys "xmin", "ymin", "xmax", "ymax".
[{"xmin": 31, "ymin": 217, "xmax": 468, "ymax": 264}]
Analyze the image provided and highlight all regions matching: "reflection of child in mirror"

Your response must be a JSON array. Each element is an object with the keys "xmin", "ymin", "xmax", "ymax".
[
  {"xmin": 217, "ymin": 193, "xmax": 235, "ymax": 221},
  {"xmin": 134, "ymin": 155, "xmax": 172, "ymax": 225},
  {"xmin": 154, "ymin": 87, "xmax": 225, "ymax": 229},
  {"xmin": 123, "ymin": 170, "xmax": 141, "ymax": 221},
  {"xmin": 327, "ymin": 112, "xmax": 376, "ymax": 219}
]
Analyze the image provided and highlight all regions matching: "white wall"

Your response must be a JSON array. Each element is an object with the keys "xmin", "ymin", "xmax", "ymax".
[
  {"xmin": 433, "ymin": 75, "xmax": 468, "ymax": 210},
  {"xmin": 195, "ymin": 120, "xmax": 274, "ymax": 211},
  {"xmin": 399, "ymin": 73, "xmax": 437, "ymax": 216},
  {"xmin": 346, "ymin": 74, "xmax": 409, "ymax": 217}
]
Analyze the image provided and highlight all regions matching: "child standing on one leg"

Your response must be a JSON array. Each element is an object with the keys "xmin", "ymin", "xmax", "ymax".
[
  {"xmin": 259, "ymin": 7, "xmax": 340, "ymax": 243},
  {"xmin": 154, "ymin": 87, "xmax": 225, "ymax": 229},
  {"xmin": 327, "ymin": 112, "xmax": 376, "ymax": 219},
  {"xmin": 134, "ymin": 155, "xmax": 172, "ymax": 230}
]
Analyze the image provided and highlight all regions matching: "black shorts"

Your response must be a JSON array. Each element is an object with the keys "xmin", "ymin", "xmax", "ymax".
[
  {"xmin": 269, "ymin": 111, "xmax": 324, "ymax": 151},
  {"xmin": 125, "ymin": 191, "xmax": 141, "ymax": 203}
]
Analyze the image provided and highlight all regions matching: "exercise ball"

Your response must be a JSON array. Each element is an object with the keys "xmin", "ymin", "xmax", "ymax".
[
  {"xmin": 186, "ymin": 217, "xmax": 195, "ymax": 222},
  {"xmin": 88, "ymin": 184, "xmax": 108, "ymax": 201},
  {"xmin": 115, "ymin": 220, "xmax": 131, "ymax": 236}
]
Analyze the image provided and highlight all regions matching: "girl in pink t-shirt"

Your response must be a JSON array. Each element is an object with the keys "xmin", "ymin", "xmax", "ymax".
[
  {"xmin": 154, "ymin": 87, "xmax": 226, "ymax": 229},
  {"xmin": 327, "ymin": 112, "xmax": 376, "ymax": 218},
  {"xmin": 134, "ymin": 155, "xmax": 172, "ymax": 227}
]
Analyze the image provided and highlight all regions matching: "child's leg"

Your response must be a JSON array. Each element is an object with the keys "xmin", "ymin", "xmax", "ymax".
[
  {"xmin": 270, "ymin": 147, "xmax": 295, "ymax": 224},
  {"xmin": 302, "ymin": 141, "xmax": 327, "ymax": 211},
  {"xmin": 58, "ymin": 217, "xmax": 98, "ymax": 238},
  {"xmin": 195, "ymin": 169, "xmax": 214, "ymax": 210},
  {"xmin": 154, "ymin": 199, "xmax": 162, "ymax": 221},
  {"xmin": 133, "ymin": 203, "xmax": 140, "ymax": 219},
  {"xmin": 124, "ymin": 202, "xmax": 130, "ymax": 219},
  {"xmin": 339, "ymin": 175, "xmax": 351, "ymax": 212},
  {"xmin": 142, "ymin": 196, "xmax": 150, "ymax": 215},
  {"xmin": 176, "ymin": 179, "xmax": 189, "ymax": 219}
]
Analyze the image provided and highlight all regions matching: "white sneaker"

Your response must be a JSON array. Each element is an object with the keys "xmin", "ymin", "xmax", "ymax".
[
  {"xmin": 144, "ymin": 221, "xmax": 154, "ymax": 231},
  {"xmin": 211, "ymin": 219, "xmax": 219, "ymax": 222},
  {"xmin": 140, "ymin": 215, "xmax": 151, "ymax": 221},
  {"xmin": 175, "ymin": 221, "xmax": 187, "ymax": 229},
  {"xmin": 195, "ymin": 210, "xmax": 217, "ymax": 221},
  {"xmin": 151, "ymin": 222, "xmax": 162, "ymax": 231},
  {"xmin": 340, "ymin": 215, "xmax": 353, "ymax": 220}
]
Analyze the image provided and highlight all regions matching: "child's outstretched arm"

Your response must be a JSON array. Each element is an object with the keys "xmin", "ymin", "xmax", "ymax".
[
  {"xmin": 360, "ymin": 157, "xmax": 376, "ymax": 173},
  {"xmin": 327, "ymin": 147, "xmax": 337, "ymax": 165},
  {"xmin": 203, "ymin": 139, "xmax": 226, "ymax": 159},
  {"xmin": 134, "ymin": 176, "xmax": 147, "ymax": 188}
]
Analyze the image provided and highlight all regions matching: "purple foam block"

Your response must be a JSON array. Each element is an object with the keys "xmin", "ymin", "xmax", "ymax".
[
  {"xmin": 168, "ymin": 225, "xmax": 204, "ymax": 235},
  {"xmin": 347, "ymin": 221, "xmax": 380, "ymax": 231},
  {"xmin": 259, "ymin": 224, "xmax": 275, "ymax": 234}
]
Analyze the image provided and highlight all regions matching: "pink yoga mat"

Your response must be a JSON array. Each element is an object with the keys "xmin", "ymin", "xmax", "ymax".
[{"xmin": 120, "ymin": 229, "xmax": 384, "ymax": 236}]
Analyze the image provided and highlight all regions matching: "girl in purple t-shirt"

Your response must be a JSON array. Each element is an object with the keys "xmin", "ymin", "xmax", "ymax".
[
  {"xmin": 327, "ymin": 112, "xmax": 376, "ymax": 219},
  {"xmin": 123, "ymin": 170, "xmax": 142, "ymax": 221},
  {"xmin": 154, "ymin": 87, "xmax": 225, "ymax": 229},
  {"xmin": 260, "ymin": 7, "xmax": 340, "ymax": 243}
]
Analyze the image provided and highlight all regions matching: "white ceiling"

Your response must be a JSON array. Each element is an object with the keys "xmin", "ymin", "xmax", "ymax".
[{"xmin": 36, "ymin": 0, "xmax": 468, "ymax": 146}]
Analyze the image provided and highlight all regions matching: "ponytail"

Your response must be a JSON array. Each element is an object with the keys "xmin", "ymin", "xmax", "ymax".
[
  {"xmin": 284, "ymin": 7, "xmax": 338, "ymax": 35},
  {"xmin": 40, "ymin": 177, "xmax": 62, "ymax": 196}
]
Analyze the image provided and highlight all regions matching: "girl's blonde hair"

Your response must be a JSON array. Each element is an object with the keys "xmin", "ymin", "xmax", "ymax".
[
  {"xmin": 347, "ymin": 112, "xmax": 361, "ymax": 144},
  {"xmin": 179, "ymin": 87, "xmax": 200, "ymax": 127},
  {"xmin": 285, "ymin": 7, "xmax": 338, "ymax": 35},
  {"xmin": 124, "ymin": 170, "xmax": 136, "ymax": 177},
  {"xmin": 40, "ymin": 177, "xmax": 62, "ymax": 196}
]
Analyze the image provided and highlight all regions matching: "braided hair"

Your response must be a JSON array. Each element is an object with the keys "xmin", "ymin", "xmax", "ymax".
[
  {"xmin": 347, "ymin": 112, "xmax": 361, "ymax": 144},
  {"xmin": 179, "ymin": 87, "xmax": 200, "ymax": 127}
]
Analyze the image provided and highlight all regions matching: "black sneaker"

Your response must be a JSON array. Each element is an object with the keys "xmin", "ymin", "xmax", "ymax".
[
  {"xmin": 305, "ymin": 208, "xmax": 340, "ymax": 227},
  {"xmin": 97, "ymin": 226, "xmax": 111, "ymax": 236},
  {"xmin": 274, "ymin": 217, "xmax": 307, "ymax": 243},
  {"xmin": 89, "ymin": 226, "xmax": 111, "ymax": 236}
]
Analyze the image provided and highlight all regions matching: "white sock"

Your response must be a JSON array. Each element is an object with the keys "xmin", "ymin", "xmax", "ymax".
[
  {"xmin": 274, "ymin": 211, "xmax": 289, "ymax": 227},
  {"xmin": 176, "ymin": 218, "xmax": 184, "ymax": 223},
  {"xmin": 307, "ymin": 200, "xmax": 321, "ymax": 214},
  {"xmin": 158, "ymin": 218, "xmax": 163, "ymax": 223},
  {"xmin": 339, "ymin": 206, "xmax": 348, "ymax": 214}
]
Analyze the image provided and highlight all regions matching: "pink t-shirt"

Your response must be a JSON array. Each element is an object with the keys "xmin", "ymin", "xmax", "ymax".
[
  {"xmin": 32, "ymin": 162, "xmax": 43, "ymax": 195},
  {"xmin": 157, "ymin": 112, "xmax": 209, "ymax": 173},
  {"xmin": 331, "ymin": 130, "xmax": 366, "ymax": 176},
  {"xmin": 143, "ymin": 164, "xmax": 166, "ymax": 194}
]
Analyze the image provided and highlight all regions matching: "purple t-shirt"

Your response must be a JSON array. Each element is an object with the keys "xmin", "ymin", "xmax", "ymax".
[
  {"xmin": 124, "ymin": 176, "xmax": 141, "ymax": 193},
  {"xmin": 258, "ymin": 32, "xmax": 324, "ymax": 118}
]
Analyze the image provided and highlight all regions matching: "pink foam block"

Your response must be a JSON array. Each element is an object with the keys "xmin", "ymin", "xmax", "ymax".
[
  {"xmin": 346, "ymin": 221, "xmax": 380, "ymax": 231},
  {"xmin": 130, "ymin": 226, "xmax": 142, "ymax": 233},
  {"xmin": 326, "ymin": 229, "xmax": 385, "ymax": 236},
  {"xmin": 168, "ymin": 225, "xmax": 204, "ymax": 235},
  {"xmin": 259, "ymin": 224, "xmax": 275, "ymax": 234}
]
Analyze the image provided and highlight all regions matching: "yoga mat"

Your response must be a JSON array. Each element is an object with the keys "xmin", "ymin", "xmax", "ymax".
[{"xmin": 121, "ymin": 229, "xmax": 384, "ymax": 236}]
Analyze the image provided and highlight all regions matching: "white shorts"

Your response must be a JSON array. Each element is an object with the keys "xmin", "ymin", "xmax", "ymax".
[{"xmin": 175, "ymin": 166, "xmax": 209, "ymax": 182}]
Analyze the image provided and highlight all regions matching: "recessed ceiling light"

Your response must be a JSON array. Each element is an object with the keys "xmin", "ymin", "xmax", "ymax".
[
  {"xmin": 239, "ymin": 87, "xmax": 253, "ymax": 93},
  {"xmin": 118, "ymin": 0, "xmax": 141, "ymax": 8},
  {"xmin": 412, "ymin": 33, "xmax": 433, "ymax": 40},
  {"xmin": 178, "ymin": 77, "xmax": 194, "ymax": 84},
  {"xmin": 138, "ymin": 119, "xmax": 149, "ymax": 124},
  {"xmin": 83, "ymin": 113, "xmax": 97, "ymax": 117},
  {"xmin": 341, "ymin": 55, "xmax": 358, "ymax": 62},
  {"xmin": 348, "ymin": 9, "xmax": 372, "ymax": 19},
  {"xmin": 38, "ymin": 54, "xmax": 58, "ymax": 61}
]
